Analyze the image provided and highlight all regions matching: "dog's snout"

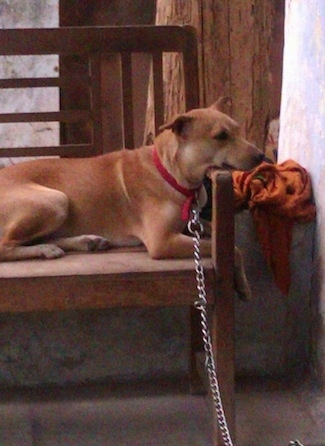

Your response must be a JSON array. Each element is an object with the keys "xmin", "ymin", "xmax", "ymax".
[
  {"xmin": 254, "ymin": 146, "xmax": 272, "ymax": 164},
  {"xmin": 261, "ymin": 153, "xmax": 274, "ymax": 164},
  {"xmin": 257, "ymin": 152, "xmax": 266, "ymax": 163}
]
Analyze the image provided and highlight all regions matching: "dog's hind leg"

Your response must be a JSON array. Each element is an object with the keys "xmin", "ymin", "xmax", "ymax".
[
  {"xmin": 0, "ymin": 243, "xmax": 66, "ymax": 261},
  {"xmin": 0, "ymin": 184, "xmax": 69, "ymax": 261}
]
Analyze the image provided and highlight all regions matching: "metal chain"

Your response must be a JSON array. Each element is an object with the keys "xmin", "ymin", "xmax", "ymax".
[
  {"xmin": 188, "ymin": 205, "xmax": 235, "ymax": 446},
  {"xmin": 188, "ymin": 204, "xmax": 305, "ymax": 446}
]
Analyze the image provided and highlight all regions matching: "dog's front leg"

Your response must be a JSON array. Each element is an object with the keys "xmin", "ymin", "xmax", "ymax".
[
  {"xmin": 146, "ymin": 233, "xmax": 212, "ymax": 259},
  {"xmin": 192, "ymin": 221, "xmax": 252, "ymax": 300},
  {"xmin": 146, "ymin": 232, "xmax": 252, "ymax": 300},
  {"xmin": 54, "ymin": 235, "xmax": 111, "ymax": 253}
]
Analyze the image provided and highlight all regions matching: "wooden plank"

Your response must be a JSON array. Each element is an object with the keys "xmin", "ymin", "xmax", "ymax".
[
  {"xmin": 130, "ymin": 53, "xmax": 152, "ymax": 148},
  {"xmin": 0, "ymin": 272, "xmax": 214, "ymax": 313},
  {"xmin": 0, "ymin": 144, "xmax": 94, "ymax": 158},
  {"xmin": 0, "ymin": 26, "xmax": 198, "ymax": 56},
  {"xmin": 89, "ymin": 54, "xmax": 104, "ymax": 155},
  {"xmin": 0, "ymin": 110, "xmax": 91, "ymax": 123},
  {"xmin": 0, "ymin": 251, "xmax": 215, "ymax": 313},
  {"xmin": 121, "ymin": 52, "xmax": 134, "ymax": 148},
  {"xmin": 100, "ymin": 54, "xmax": 124, "ymax": 152},
  {"xmin": 152, "ymin": 52, "xmax": 164, "ymax": 132},
  {"xmin": 0, "ymin": 250, "xmax": 212, "ymax": 278},
  {"xmin": 0, "ymin": 75, "xmax": 90, "ymax": 89}
]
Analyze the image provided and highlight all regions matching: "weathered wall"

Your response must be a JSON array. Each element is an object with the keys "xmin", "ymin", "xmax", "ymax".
[
  {"xmin": 0, "ymin": 0, "xmax": 57, "ymax": 28},
  {"xmin": 0, "ymin": 0, "xmax": 59, "ymax": 167},
  {"xmin": 235, "ymin": 213, "xmax": 314, "ymax": 378},
  {"xmin": 278, "ymin": 0, "xmax": 325, "ymax": 385}
]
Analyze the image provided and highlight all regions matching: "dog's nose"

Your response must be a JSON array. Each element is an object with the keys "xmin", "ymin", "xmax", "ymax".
[
  {"xmin": 261, "ymin": 153, "xmax": 274, "ymax": 164},
  {"xmin": 255, "ymin": 152, "xmax": 273, "ymax": 164}
]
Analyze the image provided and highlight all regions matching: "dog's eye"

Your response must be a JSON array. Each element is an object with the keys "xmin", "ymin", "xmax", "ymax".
[{"xmin": 215, "ymin": 131, "xmax": 229, "ymax": 141}]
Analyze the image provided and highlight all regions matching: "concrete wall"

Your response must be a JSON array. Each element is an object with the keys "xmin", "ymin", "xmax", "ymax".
[
  {"xmin": 235, "ymin": 213, "xmax": 314, "ymax": 378},
  {"xmin": 279, "ymin": 0, "xmax": 325, "ymax": 384}
]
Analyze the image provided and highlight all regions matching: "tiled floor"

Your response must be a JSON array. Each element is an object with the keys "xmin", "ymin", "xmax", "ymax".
[{"xmin": 0, "ymin": 378, "xmax": 324, "ymax": 446}]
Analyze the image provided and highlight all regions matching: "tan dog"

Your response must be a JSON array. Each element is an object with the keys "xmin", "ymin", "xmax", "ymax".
[{"xmin": 0, "ymin": 101, "xmax": 264, "ymax": 278}]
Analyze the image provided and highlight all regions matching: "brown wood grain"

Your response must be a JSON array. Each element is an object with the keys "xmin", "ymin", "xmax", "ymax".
[{"xmin": 0, "ymin": 25, "xmax": 235, "ymax": 444}]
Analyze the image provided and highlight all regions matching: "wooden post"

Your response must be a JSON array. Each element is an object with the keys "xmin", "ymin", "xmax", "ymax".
[
  {"xmin": 228, "ymin": 1, "xmax": 274, "ymax": 147},
  {"xmin": 153, "ymin": 0, "xmax": 276, "ymax": 148}
]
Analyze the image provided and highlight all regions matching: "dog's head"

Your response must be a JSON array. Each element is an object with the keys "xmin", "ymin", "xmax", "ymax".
[{"xmin": 159, "ymin": 98, "xmax": 266, "ymax": 183}]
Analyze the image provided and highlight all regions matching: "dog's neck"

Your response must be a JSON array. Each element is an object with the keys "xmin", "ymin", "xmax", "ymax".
[
  {"xmin": 154, "ymin": 130, "xmax": 205, "ymax": 189},
  {"xmin": 152, "ymin": 147, "xmax": 201, "ymax": 221}
]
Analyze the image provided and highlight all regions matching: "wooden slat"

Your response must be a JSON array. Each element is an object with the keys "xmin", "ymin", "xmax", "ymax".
[
  {"xmin": 152, "ymin": 52, "xmax": 164, "ymax": 133},
  {"xmin": 0, "ymin": 26, "xmax": 198, "ymax": 56},
  {"xmin": 0, "ymin": 25, "xmax": 200, "ymax": 155},
  {"xmin": 121, "ymin": 52, "xmax": 134, "ymax": 149},
  {"xmin": 0, "ymin": 251, "xmax": 215, "ymax": 313},
  {"xmin": 89, "ymin": 54, "xmax": 104, "ymax": 155},
  {"xmin": 99, "ymin": 54, "xmax": 124, "ymax": 152},
  {"xmin": 0, "ymin": 75, "xmax": 90, "ymax": 89},
  {"xmin": 0, "ymin": 78, "xmax": 60, "ymax": 88},
  {"xmin": 0, "ymin": 144, "xmax": 93, "ymax": 158},
  {"xmin": 0, "ymin": 248, "xmax": 212, "ymax": 278},
  {"xmin": 0, "ymin": 110, "xmax": 91, "ymax": 123}
]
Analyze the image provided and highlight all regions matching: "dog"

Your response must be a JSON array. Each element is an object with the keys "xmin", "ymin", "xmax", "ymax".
[{"xmin": 0, "ymin": 99, "xmax": 265, "ymax": 296}]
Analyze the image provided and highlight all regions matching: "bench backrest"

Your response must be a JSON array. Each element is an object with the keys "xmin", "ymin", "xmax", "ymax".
[{"xmin": 0, "ymin": 25, "xmax": 199, "ymax": 159}]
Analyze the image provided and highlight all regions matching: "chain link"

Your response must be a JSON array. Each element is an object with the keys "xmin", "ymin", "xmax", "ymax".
[
  {"xmin": 188, "ymin": 203, "xmax": 306, "ymax": 446},
  {"xmin": 188, "ymin": 205, "xmax": 234, "ymax": 446}
]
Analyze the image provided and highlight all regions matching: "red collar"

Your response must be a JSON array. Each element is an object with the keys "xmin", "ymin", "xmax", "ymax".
[{"xmin": 153, "ymin": 147, "xmax": 200, "ymax": 221}]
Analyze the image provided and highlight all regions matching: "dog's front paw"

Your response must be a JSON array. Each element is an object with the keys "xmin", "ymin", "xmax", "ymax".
[
  {"xmin": 36, "ymin": 244, "xmax": 65, "ymax": 259},
  {"xmin": 86, "ymin": 235, "xmax": 111, "ymax": 252},
  {"xmin": 74, "ymin": 235, "xmax": 111, "ymax": 252}
]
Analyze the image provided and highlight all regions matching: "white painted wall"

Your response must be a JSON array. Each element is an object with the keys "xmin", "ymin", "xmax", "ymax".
[
  {"xmin": 279, "ymin": 0, "xmax": 325, "ymax": 383},
  {"xmin": 0, "ymin": 0, "xmax": 58, "ymax": 166},
  {"xmin": 0, "ymin": 0, "xmax": 58, "ymax": 28}
]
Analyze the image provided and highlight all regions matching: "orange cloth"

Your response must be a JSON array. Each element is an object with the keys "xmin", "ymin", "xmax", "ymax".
[{"xmin": 232, "ymin": 160, "xmax": 316, "ymax": 295}]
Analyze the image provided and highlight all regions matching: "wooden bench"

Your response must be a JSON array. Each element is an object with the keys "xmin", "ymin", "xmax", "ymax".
[{"xmin": 0, "ymin": 25, "xmax": 235, "ymax": 445}]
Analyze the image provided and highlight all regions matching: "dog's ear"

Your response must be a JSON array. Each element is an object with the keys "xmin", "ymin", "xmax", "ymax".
[
  {"xmin": 211, "ymin": 96, "xmax": 232, "ymax": 114},
  {"xmin": 159, "ymin": 115, "xmax": 194, "ymax": 138}
]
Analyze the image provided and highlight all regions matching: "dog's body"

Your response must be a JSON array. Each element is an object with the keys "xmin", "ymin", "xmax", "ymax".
[{"xmin": 0, "ymin": 101, "xmax": 264, "ymax": 270}]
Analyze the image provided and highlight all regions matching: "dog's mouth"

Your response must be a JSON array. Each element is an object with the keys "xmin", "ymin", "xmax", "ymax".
[
  {"xmin": 221, "ymin": 162, "xmax": 236, "ymax": 170},
  {"xmin": 206, "ymin": 163, "xmax": 235, "ymax": 178}
]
